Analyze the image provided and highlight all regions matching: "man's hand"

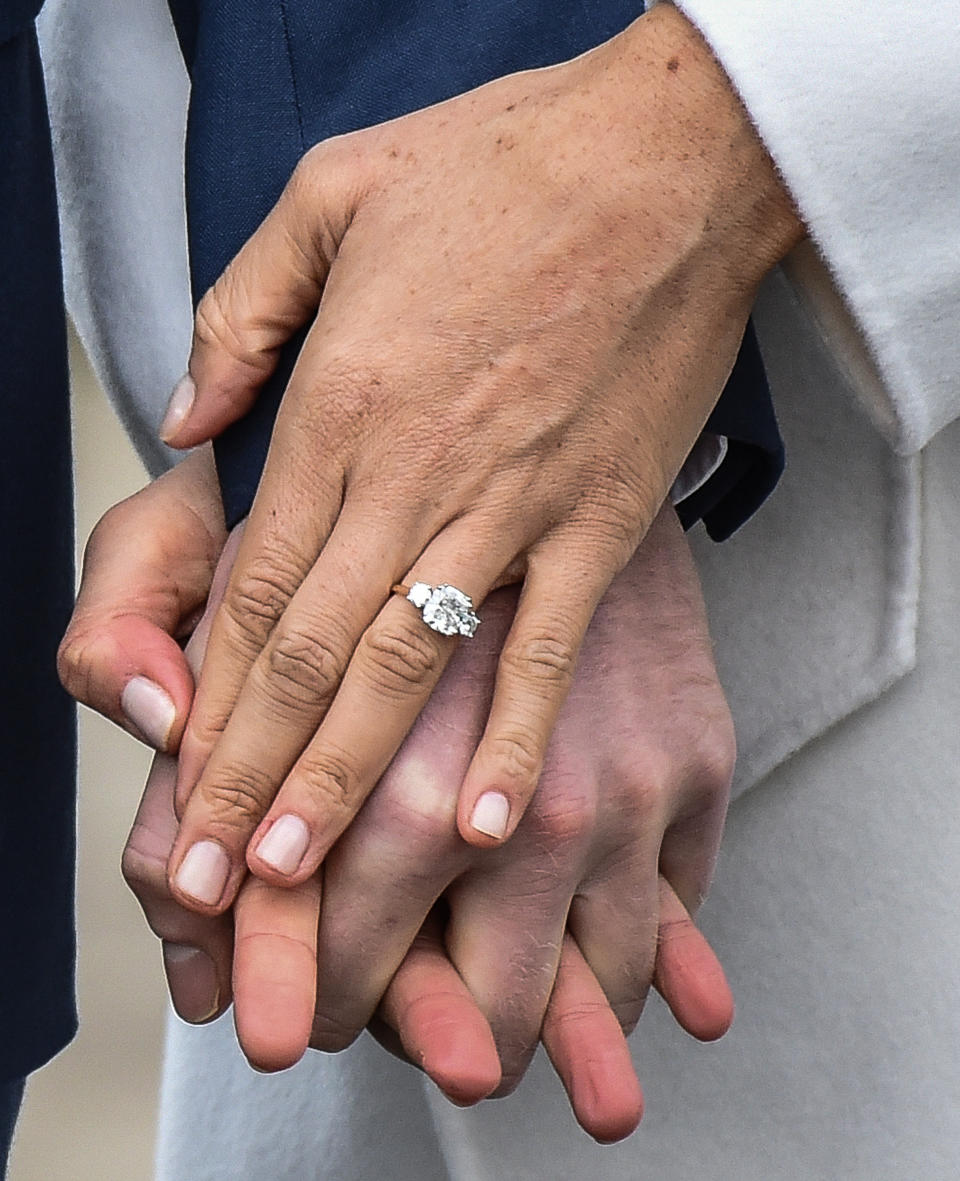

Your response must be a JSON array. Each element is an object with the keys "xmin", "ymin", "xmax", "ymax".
[{"xmin": 160, "ymin": 4, "xmax": 802, "ymax": 915}]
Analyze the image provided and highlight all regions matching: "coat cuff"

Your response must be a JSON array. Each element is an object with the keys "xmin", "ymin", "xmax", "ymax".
[{"xmin": 660, "ymin": 0, "xmax": 960, "ymax": 453}]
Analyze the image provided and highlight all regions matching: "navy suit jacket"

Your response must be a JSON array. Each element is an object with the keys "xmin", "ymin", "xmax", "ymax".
[
  {"xmin": 169, "ymin": 0, "xmax": 784, "ymax": 538},
  {"xmin": 0, "ymin": 14, "xmax": 76, "ymax": 1082}
]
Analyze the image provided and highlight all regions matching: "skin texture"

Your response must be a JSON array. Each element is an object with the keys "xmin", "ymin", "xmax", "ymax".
[
  {"xmin": 157, "ymin": 4, "xmax": 803, "ymax": 915},
  {"xmin": 60, "ymin": 450, "xmax": 735, "ymax": 1142}
]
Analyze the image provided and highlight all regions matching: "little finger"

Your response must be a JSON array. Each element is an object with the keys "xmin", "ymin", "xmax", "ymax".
[
  {"xmin": 652, "ymin": 878, "xmax": 734, "ymax": 1043},
  {"xmin": 457, "ymin": 529, "xmax": 636, "ymax": 847}
]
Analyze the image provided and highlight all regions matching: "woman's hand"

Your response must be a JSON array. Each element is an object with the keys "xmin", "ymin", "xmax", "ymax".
[
  {"xmin": 57, "ymin": 447, "xmax": 226, "ymax": 756},
  {"xmin": 161, "ymin": 4, "xmax": 801, "ymax": 914}
]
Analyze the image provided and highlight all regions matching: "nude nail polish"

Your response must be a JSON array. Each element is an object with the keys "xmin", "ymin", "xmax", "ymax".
[
  {"xmin": 256, "ymin": 814, "xmax": 311, "ymax": 875},
  {"xmin": 159, "ymin": 373, "xmax": 196, "ymax": 442},
  {"xmin": 175, "ymin": 840, "xmax": 230, "ymax": 907},
  {"xmin": 470, "ymin": 792, "xmax": 510, "ymax": 839},
  {"xmin": 121, "ymin": 676, "xmax": 176, "ymax": 750}
]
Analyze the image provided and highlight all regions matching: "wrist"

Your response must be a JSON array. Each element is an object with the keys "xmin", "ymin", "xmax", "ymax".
[{"xmin": 589, "ymin": 4, "xmax": 804, "ymax": 292}]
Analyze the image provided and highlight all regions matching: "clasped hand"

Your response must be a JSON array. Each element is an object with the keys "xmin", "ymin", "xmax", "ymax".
[
  {"xmin": 61, "ymin": 453, "xmax": 734, "ymax": 1142},
  {"xmin": 57, "ymin": 4, "xmax": 802, "ymax": 1141}
]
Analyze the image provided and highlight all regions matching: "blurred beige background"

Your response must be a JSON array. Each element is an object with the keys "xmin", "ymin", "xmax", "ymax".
[{"xmin": 9, "ymin": 332, "xmax": 166, "ymax": 1180}]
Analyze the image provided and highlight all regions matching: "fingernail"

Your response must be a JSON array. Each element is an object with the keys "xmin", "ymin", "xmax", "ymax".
[
  {"xmin": 175, "ymin": 840, "xmax": 230, "ymax": 906},
  {"xmin": 159, "ymin": 373, "xmax": 196, "ymax": 442},
  {"xmin": 256, "ymin": 814, "xmax": 311, "ymax": 875},
  {"xmin": 470, "ymin": 792, "xmax": 510, "ymax": 839},
  {"xmin": 121, "ymin": 676, "xmax": 176, "ymax": 750},
  {"xmin": 162, "ymin": 943, "xmax": 220, "ymax": 1023}
]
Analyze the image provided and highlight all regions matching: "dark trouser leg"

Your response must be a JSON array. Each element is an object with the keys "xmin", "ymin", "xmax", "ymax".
[{"xmin": 0, "ymin": 1077, "xmax": 26, "ymax": 1179}]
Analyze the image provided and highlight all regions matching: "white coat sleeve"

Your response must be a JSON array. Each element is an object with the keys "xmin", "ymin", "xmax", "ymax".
[
  {"xmin": 660, "ymin": 0, "xmax": 960, "ymax": 454},
  {"xmin": 37, "ymin": 0, "xmax": 193, "ymax": 477}
]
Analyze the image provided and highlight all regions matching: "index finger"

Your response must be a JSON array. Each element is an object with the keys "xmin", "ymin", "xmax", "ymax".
[{"xmin": 160, "ymin": 141, "xmax": 362, "ymax": 449}]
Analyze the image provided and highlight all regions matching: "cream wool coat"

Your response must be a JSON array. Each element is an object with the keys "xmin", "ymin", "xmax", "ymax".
[{"xmin": 39, "ymin": 0, "xmax": 960, "ymax": 1176}]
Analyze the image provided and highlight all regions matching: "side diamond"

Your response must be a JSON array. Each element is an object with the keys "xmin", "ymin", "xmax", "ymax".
[{"xmin": 406, "ymin": 582, "xmax": 432, "ymax": 609}]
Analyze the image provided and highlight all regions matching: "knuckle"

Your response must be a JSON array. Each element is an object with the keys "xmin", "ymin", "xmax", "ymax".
[
  {"xmin": 222, "ymin": 559, "xmax": 303, "ymax": 652},
  {"xmin": 182, "ymin": 707, "xmax": 229, "ymax": 760},
  {"xmin": 198, "ymin": 765, "xmax": 274, "ymax": 827},
  {"xmin": 382, "ymin": 769, "xmax": 459, "ymax": 848},
  {"xmin": 266, "ymin": 628, "xmax": 343, "ymax": 710},
  {"xmin": 697, "ymin": 711, "xmax": 737, "ymax": 797},
  {"xmin": 80, "ymin": 502, "xmax": 125, "ymax": 571},
  {"xmin": 531, "ymin": 793, "xmax": 596, "ymax": 849},
  {"xmin": 290, "ymin": 144, "xmax": 327, "ymax": 197},
  {"xmin": 55, "ymin": 630, "xmax": 89, "ymax": 697},
  {"xmin": 292, "ymin": 138, "xmax": 366, "ymax": 243},
  {"xmin": 500, "ymin": 632, "xmax": 577, "ymax": 691},
  {"xmin": 56, "ymin": 624, "xmax": 118, "ymax": 708},
  {"xmin": 657, "ymin": 913, "xmax": 700, "ymax": 949},
  {"xmin": 294, "ymin": 747, "xmax": 358, "ymax": 814},
  {"xmin": 569, "ymin": 482, "xmax": 648, "ymax": 560},
  {"xmin": 120, "ymin": 844, "xmax": 164, "ymax": 896},
  {"xmin": 358, "ymin": 619, "xmax": 442, "ymax": 698},
  {"xmin": 546, "ymin": 999, "xmax": 610, "ymax": 1035},
  {"xmin": 624, "ymin": 762, "xmax": 670, "ymax": 828},
  {"xmin": 194, "ymin": 276, "xmax": 261, "ymax": 375},
  {"xmin": 488, "ymin": 727, "xmax": 543, "ymax": 789}
]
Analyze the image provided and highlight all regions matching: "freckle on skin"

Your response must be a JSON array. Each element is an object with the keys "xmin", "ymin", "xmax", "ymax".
[{"xmin": 667, "ymin": 57, "xmax": 679, "ymax": 73}]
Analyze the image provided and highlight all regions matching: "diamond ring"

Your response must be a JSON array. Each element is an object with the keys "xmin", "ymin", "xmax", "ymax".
[{"xmin": 391, "ymin": 581, "xmax": 481, "ymax": 638}]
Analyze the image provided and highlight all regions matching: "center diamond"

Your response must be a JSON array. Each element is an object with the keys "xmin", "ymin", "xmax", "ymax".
[{"xmin": 421, "ymin": 584, "xmax": 480, "ymax": 637}]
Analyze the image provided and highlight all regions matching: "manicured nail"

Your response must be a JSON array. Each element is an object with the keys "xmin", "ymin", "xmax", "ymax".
[
  {"xmin": 175, "ymin": 840, "xmax": 230, "ymax": 906},
  {"xmin": 162, "ymin": 943, "xmax": 220, "ymax": 1023},
  {"xmin": 159, "ymin": 373, "xmax": 196, "ymax": 442},
  {"xmin": 121, "ymin": 676, "xmax": 176, "ymax": 750},
  {"xmin": 470, "ymin": 792, "xmax": 510, "ymax": 839},
  {"xmin": 256, "ymin": 814, "xmax": 311, "ymax": 875}
]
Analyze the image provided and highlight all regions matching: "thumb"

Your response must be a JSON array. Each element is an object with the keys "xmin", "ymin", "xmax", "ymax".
[
  {"xmin": 160, "ymin": 142, "xmax": 363, "ymax": 448},
  {"xmin": 58, "ymin": 452, "xmax": 226, "ymax": 752}
]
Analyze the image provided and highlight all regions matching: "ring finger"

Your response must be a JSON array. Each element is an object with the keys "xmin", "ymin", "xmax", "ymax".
[{"xmin": 170, "ymin": 514, "xmax": 519, "ymax": 911}]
